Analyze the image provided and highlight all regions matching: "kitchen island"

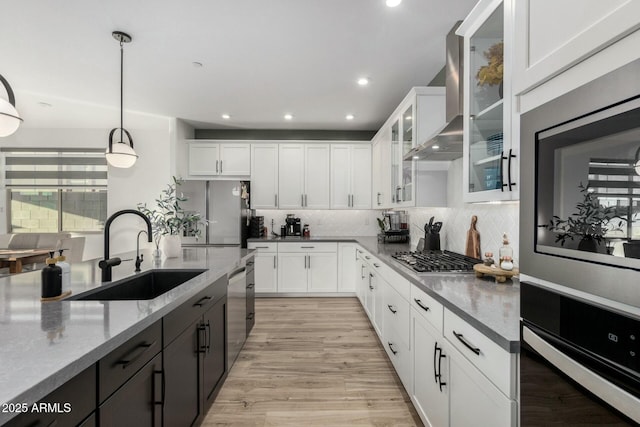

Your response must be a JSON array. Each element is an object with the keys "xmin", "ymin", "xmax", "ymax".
[{"xmin": 0, "ymin": 246, "xmax": 253, "ymax": 425}]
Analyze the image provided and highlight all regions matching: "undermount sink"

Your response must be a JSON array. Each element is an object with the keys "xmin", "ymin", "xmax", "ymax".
[{"xmin": 67, "ymin": 269, "xmax": 207, "ymax": 301}]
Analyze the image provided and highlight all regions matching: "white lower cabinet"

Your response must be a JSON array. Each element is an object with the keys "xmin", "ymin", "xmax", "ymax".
[
  {"xmin": 277, "ymin": 243, "xmax": 337, "ymax": 293},
  {"xmin": 337, "ymin": 243, "xmax": 357, "ymax": 293},
  {"xmin": 247, "ymin": 242, "xmax": 278, "ymax": 293},
  {"xmin": 412, "ymin": 308, "xmax": 449, "ymax": 427}
]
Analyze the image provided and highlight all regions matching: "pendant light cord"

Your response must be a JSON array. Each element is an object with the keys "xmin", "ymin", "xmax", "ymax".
[{"xmin": 120, "ymin": 39, "xmax": 124, "ymax": 143}]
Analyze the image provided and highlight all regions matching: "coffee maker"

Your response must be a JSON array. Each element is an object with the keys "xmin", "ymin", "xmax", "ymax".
[{"xmin": 285, "ymin": 214, "xmax": 301, "ymax": 236}]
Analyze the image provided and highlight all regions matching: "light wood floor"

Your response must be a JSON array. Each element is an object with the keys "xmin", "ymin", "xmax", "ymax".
[{"xmin": 203, "ymin": 297, "xmax": 422, "ymax": 426}]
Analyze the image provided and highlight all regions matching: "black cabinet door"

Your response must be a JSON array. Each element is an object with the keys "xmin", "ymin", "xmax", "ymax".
[
  {"xmin": 99, "ymin": 353, "xmax": 162, "ymax": 427},
  {"xmin": 163, "ymin": 317, "xmax": 202, "ymax": 427},
  {"xmin": 203, "ymin": 297, "xmax": 227, "ymax": 407}
]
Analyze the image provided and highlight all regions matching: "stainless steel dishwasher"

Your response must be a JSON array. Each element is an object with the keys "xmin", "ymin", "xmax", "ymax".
[{"xmin": 227, "ymin": 263, "xmax": 247, "ymax": 367}]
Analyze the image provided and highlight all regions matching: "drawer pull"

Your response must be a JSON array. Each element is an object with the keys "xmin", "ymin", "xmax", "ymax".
[
  {"xmin": 255, "ymin": 246, "xmax": 269, "ymax": 249},
  {"xmin": 365, "ymin": 256, "xmax": 371, "ymax": 260},
  {"xmin": 301, "ymin": 246, "xmax": 315, "ymax": 249},
  {"xmin": 369, "ymin": 285, "xmax": 374, "ymax": 290},
  {"xmin": 116, "ymin": 341, "xmax": 156, "ymax": 369},
  {"xmin": 247, "ymin": 312, "xmax": 255, "ymax": 320},
  {"xmin": 387, "ymin": 304, "xmax": 397, "ymax": 314},
  {"xmin": 373, "ymin": 263, "xmax": 380, "ymax": 268},
  {"xmin": 193, "ymin": 296, "xmax": 212, "ymax": 307},
  {"xmin": 247, "ymin": 283, "xmax": 255, "ymax": 289},
  {"xmin": 453, "ymin": 331, "xmax": 481, "ymax": 355},
  {"xmin": 387, "ymin": 342, "xmax": 398, "ymax": 355},
  {"xmin": 414, "ymin": 298, "xmax": 430, "ymax": 312}
]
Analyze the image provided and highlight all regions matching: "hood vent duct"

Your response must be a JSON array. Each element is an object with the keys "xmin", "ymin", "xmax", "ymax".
[{"xmin": 407, "ymin": 21, "xmax": 464, "ymax": 161}]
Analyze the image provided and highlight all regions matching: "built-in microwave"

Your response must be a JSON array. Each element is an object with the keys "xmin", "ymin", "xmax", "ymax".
[{"xmin": 520, "ymin": 58, "xmax": 640, "ymax": 308}]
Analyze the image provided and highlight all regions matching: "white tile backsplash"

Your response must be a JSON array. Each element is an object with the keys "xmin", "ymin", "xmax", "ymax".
[{"xmin": 254, "ymin": 209, "xmax": 380, "ymax": 237}]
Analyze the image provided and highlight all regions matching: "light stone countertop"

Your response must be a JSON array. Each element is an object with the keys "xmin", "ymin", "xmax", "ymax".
[
  {"xmin": 0, "ymin": 246, "xmax": 253, "ymax": 425},
  {"xmin": 249, "ymin": 236, "xmax": 520, "ymax": 353}
]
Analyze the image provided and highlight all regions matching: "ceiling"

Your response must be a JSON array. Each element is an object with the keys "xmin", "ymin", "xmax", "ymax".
[{"xmin": 2, "ymin": 0, "xmax": 478, "ymax": 131}]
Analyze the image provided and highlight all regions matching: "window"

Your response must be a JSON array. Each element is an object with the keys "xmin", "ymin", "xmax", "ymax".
[{"xmin": 2, "ymin": 149, "xmax": 108, "ymax": 233}]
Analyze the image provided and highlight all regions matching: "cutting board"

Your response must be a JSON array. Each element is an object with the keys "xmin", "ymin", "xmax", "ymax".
[
  {"xmin": 465, "ymin": 215, "xmax": 481, "ymax": 258},
  {"xmin": 473, "ymin": 263, "xmax": 519, "ymax": 283}
]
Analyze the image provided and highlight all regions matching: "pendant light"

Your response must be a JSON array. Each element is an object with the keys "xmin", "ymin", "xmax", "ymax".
[
  {"xmin": 0, "ymin": 74, "xmax": 23, "ymax": 137},
  {"xmin": 106, "ymin": 31, "xmax": 138, "ymax": 168}
]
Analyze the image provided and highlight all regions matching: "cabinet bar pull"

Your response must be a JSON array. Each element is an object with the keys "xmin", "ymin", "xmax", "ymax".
[
  {"xmin": 198, "ymin": 324, "xmax": 207, "ymax": 353},
  {"xmin": 274, "ymin": 255, "xmax": 277, "ymax": 269},
  {"xmin": 365, "ymin": 256, "xmax": 371, "ymax": 260},
  {"xmin": 387, "ymin": 342, "xmax": 398, "ymax": 355},
  {"xmin": 308, "ymin": 255, "xmax": 311, "ymax": 269},
  {"xmin": 387, "ymin": 304, "xmax": 397, "ymax": 314},
  {"xmin": 433, "ymin": 343, "xmax": 438, "ymax": 383},
  {"xmin": 304, "ymin": 255, "xmax": 307, "ymax": 269},
  {"xmin": 193, "ymin": 296, "xmax": 212, "ymax": 307},
  {"xmin": 255, "ymin": 246, "xmax": 269, "ymax": 249},
  {"xmin": 206, "ymin": 321, "xmax": 211, "ymax": 352},
  {"xmin": 377, "ymin": 192, "xmax": 381, "ymax": 206},
  {"xmin": 438, "ymin": 349, "xmax": 447, "ymax": 392},
  {"xmin": 414, "ymin": 298, "xmax": 430, "ymax": 312},
  {"xmin": 220, "ymin": 160, "xmax": 223, "ymax": 173},
  {"xmin": 115, "ymin": 341, "xmax": 156, "ymax": 369},
  {"xmin": 373, "ymin": 263, "xmax": 380, "ymax": 268},
  {"xmin": 304, "ymin": 194, "xmax": 308, "ymax": 207},
  {"xmin": 360, "ymin": 264, "xmax": 365, "ymax": 279},
  {"xmin": 301, "ymin": 194, "xmax": 304, "ymax": 206},
  {"xmin": 275, "ymin": 194, "xmax": 278, "ymax": 207},
  {"xmin": 216, "ymin": 160, "xmax": 219, "ymax": 174},
  {"xmin": 153, "ymin": 370, "xmax": 164, "ymax": 405},
  {"xmin": 247, "ymin": 312, "xmax": 255, "ymax": 320},
  {"xmin": 301, "ymin": 246, "xmax": 315, "ymax": 248},
  {"xmin": 507, "ymin": 148, "xmax": 516, "ymax": 191},
  {"xmin": 247, "ymin": 283, "xmax": 255, "ymax": 289},
  {"xmin": 500, "ymin": 150, "xmax": 505, "ymax": 192},
  {"xmin": 453, "ymin": 331, "xmax": 481, "ymax": 355}
]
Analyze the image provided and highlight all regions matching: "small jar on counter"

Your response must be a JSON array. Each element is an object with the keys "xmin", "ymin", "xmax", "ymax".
[{"xmin": 303, "ymin": 224, "xmax": 310, "ymax": 238}]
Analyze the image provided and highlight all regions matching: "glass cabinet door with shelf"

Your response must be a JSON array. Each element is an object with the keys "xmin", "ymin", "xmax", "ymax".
[
  {"xmin": 401, "ymin": 105, "xmax": 414, "ymax": 204},
  {"xmin": 467, "ymin": 3, "xmax": 505, "ymax": 196},
  {"xmin": 391, "ymin": 120, "xmax": 400, "ymax": 203}
]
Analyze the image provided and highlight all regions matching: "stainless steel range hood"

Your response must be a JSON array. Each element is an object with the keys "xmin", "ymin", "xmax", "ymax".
[{"xmin": 406, "ymin": 22, "xmax": 464, "ymax": 161}]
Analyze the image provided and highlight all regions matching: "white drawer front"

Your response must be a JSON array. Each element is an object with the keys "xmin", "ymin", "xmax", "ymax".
[
  {"xmin": 248, "ymin": 242, "xmax": 278, "ymax": 252},
  {"xmin": 384, "ymin": 334, "xmax": 412, "ymax": 392},
  {"xmin": 374, "ymin": 262, "xmax": 410, "ymax": 301},
  {"xmin": 444, "ymin": 309, "xmax": 516, "ymax": 398},
  {"xmin": 411, "ymin": 285, "xmax": 444, "ymax": 333},
  {"xmin": 383, "ymin": 284, "xmax": 410, "ymax": 349},
  {"xmin": 278, "ymin": 242, "xmax": 337, "ymax": 253}
]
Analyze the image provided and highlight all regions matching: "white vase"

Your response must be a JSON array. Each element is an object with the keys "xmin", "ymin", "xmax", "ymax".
[{"xmin": 160, "ymin": 235, "xmax": 182, "ymax": 258}]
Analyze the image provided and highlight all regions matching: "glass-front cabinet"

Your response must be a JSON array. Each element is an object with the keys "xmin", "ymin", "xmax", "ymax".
[
  {"xmin": 459, "ymin": 0, "xmax": 518, "ymax": 203},
  {"xmin": 390, "ymin": 105, "xmax": 415, "ymax": 206}
]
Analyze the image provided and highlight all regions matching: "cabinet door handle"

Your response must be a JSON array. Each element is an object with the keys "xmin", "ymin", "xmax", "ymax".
[
  {"xmin": 437, "ymin": 345, "xmax": 447, "ymax": 392},
  {"xmin": 220, "ymin": 160, "xmax": 223, "ymax": 174},
  {"xmin": 360, "ymin": 264, "xmax": 365, "ymax": 279},
  {"xmin": 433, "ymin": 342, "xmax": 438, "ymax": 384},
  {"xmin": 387, "ymin": 342, "xmax": 398, "ymax": 355},
  {"xmin": 216, "ymin": 160, "xmax": 219, "ymax": 174},
  {"xmin": 301, "ymin": 246, "xmax": 315, "ymax": 249},
  {"xmin": 255, "ymin": 246, "xmax": 269, "ymax": 249},
  {"xmin": 275, "ymin": 194, "xmax": 278, "ymax": 207},
  {"xmin": 115, "ymin": 341, "xmax": 156, "ymax": 369},
  {"xmin": 373, "ymin": 263, "xmax": 380, "ymax": 268},
  {"xmin": 377, "ymin": 192, "xmax": 381, "ymax": 206},
  {"xmin": 198, "ymin": 324, "xmax": 207, "ymax": 353},
  {"xmin": 507, "ymin": 148, "xmax": 516, "ymax": 191},
  {"xmin": 500, "ymin": 150, "xmax": 506, "ymax": 192},
  {"xmin": 387, "ymin": 304, "xmax": 397, "ymax": 314},
  {"xmin": 304, "ymin": 194, "xmax": 308, "ymax": 207},
  {"xmin": 153, "ymin": 370, "xmax": 165, "ymax": 405},
  {"xmin": 308, "ymin": 255, "xmax": 311, "ymax": 269},
  {"xmin": 247, "ymin": 283, "xmax": 255, "ymax": 289},
  {"xmin": 274, "ymin": 255, "xmax": 277, "ymax": 269},
  {"xmin": 193, "ymin": 295, "xmax": 212, "ymax": 307},
  {"xmin": 206, "ymin": 320, "xmax": 212, "ymax": 352},
  {"xmin": 396, "ymin": 186, "xmax": 402, "ymax": 203},
  {"xmin": 453, "ymin": 331, "xmax": 481, "ymax": 355},
  {"xmin": 247, "ymin": 312, "xmax": 255, "ymax": 320},
  {"xmin": 304, "ymin": 255, "xmax": 307, "ymax": 269},
  {"xmin": 414, "ymin": 298, "xmax": 430, "ymax": 312},
  {"xmin": 301, "ymin": 194, "xmax": 304, "ymax": 207},
  {"xmin": 365, "ymin": 256, "xmax": 371, "ymax": 260}
]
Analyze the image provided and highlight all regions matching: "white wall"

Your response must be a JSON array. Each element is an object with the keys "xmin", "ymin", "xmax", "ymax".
[{"xmin": 1, "ymin": 114, "xmax": 174, "ymax": 260}]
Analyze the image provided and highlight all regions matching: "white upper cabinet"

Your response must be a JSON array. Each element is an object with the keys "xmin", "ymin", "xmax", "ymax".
[
  {"xmin": 330, "ymin": 144, "xmax": 371, "ymax": 209},
  {"xmin": 250, "ymin": 144, "xmax": 279, "ymax": 209},
  {"xmin": 373, "ymin": 87, "xmax": 447, "ymax": 208},
  {"xmin": 187, "ymin": 141, "xmax": 250, "ymax": 178},
  {"xmin": 513, "ymin": 0, "xmax": 640, "ymax": 97},
  {"xmin": 278, "ymin": 144, "xmax": 330, "ymax": 209},
  {"xmin": 458, "ymin": 0, "xmax": 519, "ymax": 202}
]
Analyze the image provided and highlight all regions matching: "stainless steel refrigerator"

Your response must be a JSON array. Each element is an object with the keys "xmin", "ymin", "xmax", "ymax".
[{"xmin": 180, "ymin": 180, "xmax": 250, "ymax": 247}]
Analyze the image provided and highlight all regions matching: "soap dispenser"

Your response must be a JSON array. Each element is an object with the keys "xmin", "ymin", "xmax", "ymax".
[
  {"xmin": 56, "ymin": 249, "xmax": 71, "ymax": 295},
  {"xmin": 41, "ymin": 251, "xmax": 62, "ymax": 299}
]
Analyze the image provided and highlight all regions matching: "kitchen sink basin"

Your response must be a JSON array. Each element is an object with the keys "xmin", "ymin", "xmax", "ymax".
[{"xmin": 67, "ymin": 269, "xmax": 207, "ymax": 301}]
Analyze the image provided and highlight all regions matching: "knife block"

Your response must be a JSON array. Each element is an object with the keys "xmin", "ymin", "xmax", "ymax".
[{"xmin": 424, "ymin": 233, "xmax": 441, "ymax": 251}]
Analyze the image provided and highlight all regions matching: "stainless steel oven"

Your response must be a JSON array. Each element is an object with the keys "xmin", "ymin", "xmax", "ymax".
[{"xmin": 520, "ymin": 282, "xmax": 640, "ymax": 425}]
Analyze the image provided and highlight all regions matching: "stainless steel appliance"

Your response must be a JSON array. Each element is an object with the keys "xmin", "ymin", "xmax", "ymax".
[
  {"xmin": 520, "ymin": 57, "xmax": 640, "ymax": 423},
  {"xmin": 285, "ymin": 214, "xmax": 301, "ymax": 237},
  {"xmin": 180, "ymin": 180, "xmax": 250, "ymax": 247},
  {"xmin": 392, "ymin": 250, "xmax": 480, "ymax": 273},
  {"xmin": 227, "ymin": 263, "xmax": 247, "ymax": 367},
  {"xmin": 520, "ymin": 57, "xmax": 640, "ymax": 306},
  {"xmin": 520, "ymin": 282, "xmax": 640, "ymax": 425}
]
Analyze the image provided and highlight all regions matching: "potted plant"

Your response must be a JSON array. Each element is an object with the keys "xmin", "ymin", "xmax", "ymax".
[
  {"xmin": 540, "ymin": 183, "xmax": 622, "ymax": 252},
  {"xmin": 137, "ymin": 176, "xmax": 204, "ymax": 258},
  {"xmin": 476, "ymin": 41, "xmax": 504, "ymax": 99}
]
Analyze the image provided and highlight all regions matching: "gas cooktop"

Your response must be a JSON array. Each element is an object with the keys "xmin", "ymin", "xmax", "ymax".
[{"xmin": 392, "ymin": 250, "xmax": 481, "ymax": 273}]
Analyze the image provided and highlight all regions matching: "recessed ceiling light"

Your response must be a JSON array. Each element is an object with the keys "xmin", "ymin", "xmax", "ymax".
[
  {"xmin": 221, "ymin": 114, "xmax": 231, "ymax": 120},
  {"xmin": 284, "ymin": 114, "xmax": 293, "ymax": 120},
  {"xmin": 432, "ymin": 145, "xmax": 440, "ymax": 150},
  {"xmin": 357, "ymin": 77, "xmax": 369, "ymax": 86},
  {"xmin": 346, "ymin": 114, "xmax": 355, "ymax": 120},
  {"xmin": 386, "ymin": 0, "xmax": 402, "ymax": 7},
  {"xmin": 192, "ymin": 61, "xmax": 203, "ymax": 68},
  {"xmin": 38, "ymin": 102, "xmax": 52, "ymax": 108}
]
